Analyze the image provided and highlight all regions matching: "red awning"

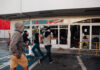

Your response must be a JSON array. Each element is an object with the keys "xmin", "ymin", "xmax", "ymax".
[{"xmin": 0, "ymin": 19, "xmax": 10, "ymax": 30}]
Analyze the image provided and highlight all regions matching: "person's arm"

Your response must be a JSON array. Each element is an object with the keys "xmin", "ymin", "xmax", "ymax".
[
  {"xmin": 38, "ymin": 34, "xmax": 42, "ymax": 43},
  {"xmin": 9, "ymin": 32, "xmax": 21, "ymax": 58},
  {"xmin": 39, "ymin": 34, "xmax": 43, "ymax": 39}
]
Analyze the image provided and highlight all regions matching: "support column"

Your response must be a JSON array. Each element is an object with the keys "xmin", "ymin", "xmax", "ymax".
[
  {"xmin": 68, "ymin": 24, "xmax": 71, "ymax": 48},
  {"xmin": 80, "ymin": 25, "xmax": 82, "ymax": 49},
  {"xmin": 89, "ymin": 25, "xmax": 92, "ymax": 49}
]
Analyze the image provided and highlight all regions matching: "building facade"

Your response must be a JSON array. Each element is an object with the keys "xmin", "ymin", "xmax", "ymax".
[
  {"xmin": 0, "ymin": 0, "xmax": 100, "ymax": 49},
  {"xmin": 10, "ymin": 16, "xmax": 100, "ymax": 49}
]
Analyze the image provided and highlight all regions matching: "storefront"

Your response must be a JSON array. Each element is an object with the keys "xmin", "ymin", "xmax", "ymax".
[
  {"xmin": 24, "ymin": 19, "xmax": 68, "ymax": 48},
  {"xmin": 13, "ymin": 18, "xmax": 100, "ymax": 50},
  {"xmin": 70, "ymin": 23, "xmax": 100, "ymax": 50}
]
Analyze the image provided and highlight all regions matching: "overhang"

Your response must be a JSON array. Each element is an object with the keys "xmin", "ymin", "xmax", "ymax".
[{"xmin": 0, "ymin": 7, "xmax": 100, "ymax": 20}]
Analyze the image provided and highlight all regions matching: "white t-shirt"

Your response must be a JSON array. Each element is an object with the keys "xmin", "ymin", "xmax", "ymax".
[{"xmin": 43, "ymin": 32, "xmax": 53, "ymax": 45}]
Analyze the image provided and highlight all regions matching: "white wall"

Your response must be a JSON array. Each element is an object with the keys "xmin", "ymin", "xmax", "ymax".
[
  {"xmin": 0, "ymin": 30, "xmax": 9, "ymax": 38},
  {"xmin": 0, "ymin": 0, "xmax": 21, "ymax": 15},
  {"xmin": 0, "ymin": 0, "xmax": 100, "ymax": 15},
  {"xmin": 23, "ymin": 0, "xmax": 100, "ymax": 12}
]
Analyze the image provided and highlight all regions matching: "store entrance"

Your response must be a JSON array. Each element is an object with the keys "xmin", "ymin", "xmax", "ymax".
[
  {"xmin": 39, "ymin": 25, "xmax": 68, "ymax": 48},
  {"xmin": 70, "ymin": 25, "xmax": 80, "ymax": 48}
]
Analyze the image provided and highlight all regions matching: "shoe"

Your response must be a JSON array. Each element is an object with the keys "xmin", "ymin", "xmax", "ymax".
[{"xmin": 49, "ymin": 60, "xmax": 54, "ymax": 64}]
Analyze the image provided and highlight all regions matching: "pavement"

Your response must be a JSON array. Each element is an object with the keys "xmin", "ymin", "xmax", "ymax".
[
  {"xmin": 0, "ymin": 42, "xmax": 39, "ymax": 70},
  {"xmin": 33, "ymin": 54, "xmax": 81, "ymax": 70},
  {"xmin": 1, "ymin": 41, "xmax": 100, "ymax": 70},
  {"xmin": 33, "ymin": 54, "xmax": 100, "ymax": 70},
  {"xmin": 81, "ymin": 55, "xmax": 100, "ymax": 70}
]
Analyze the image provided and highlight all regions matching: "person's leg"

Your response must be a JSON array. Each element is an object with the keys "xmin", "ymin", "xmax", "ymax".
[
  {"xmin": 31, "ymin": 44, "xmax": 38, "ymax": 56},
  {"xmin": 36, "ymin": 44, "xmax": 44, "ymax": 57},
  {"xmin": 10, "ymin": 68, "xmax": 16, "ymax": 70},
  {"xmin": 18, "ymin": 54, "xmax": 28, "ymax": 70},
  {"xmin": 24, "ymin": 67, "xmax": 28, "ymax": 70},
  {"xmin": 28, "ymin": 39, "xmax": 31, "ymax": 45},
  {"xmin": 45, "ymin": 45, "xmax": 48, "ymax": 56},
  {"xmin": 48, "ymin": 45, "xmax": 52, "ymax": 62},
  {"xmin": 10, "ymin": 55, "xmax": 18, "ymax": 70},
  {"xmin": 45, "ymin": 45, "xmax": 52, "ymax": 62}
]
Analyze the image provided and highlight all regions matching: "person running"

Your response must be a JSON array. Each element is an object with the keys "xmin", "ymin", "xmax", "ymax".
[
  {"xmin": 9, "ymin": 23, "xmax": 28, "ymax": 70},
  {"xmin": 43, "ymin": 27, "xmax": 54, "ymax": 63},
  {"xmin": 32, "ymin": 32, "xmax": 44, "ymax": 58}
]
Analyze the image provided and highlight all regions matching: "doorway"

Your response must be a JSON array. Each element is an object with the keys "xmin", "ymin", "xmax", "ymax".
[
  {"xmin": 70, "ymin": 25, "xmax": 80, "ymax": 48},
  {"xmin": 91, "ymin": 26, "xmax": 100, "ymax": 49},
  {"xmin": 81, "ymin": 26, "xmax": 90, "ymax": 49}
]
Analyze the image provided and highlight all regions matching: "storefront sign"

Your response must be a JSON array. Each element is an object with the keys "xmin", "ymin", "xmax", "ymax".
[{"xmin": 32, "ymin": 19, "xmax": 63, "ymax": 24}]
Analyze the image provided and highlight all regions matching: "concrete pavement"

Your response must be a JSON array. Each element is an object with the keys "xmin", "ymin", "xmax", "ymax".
[{"xmin": 1, "ymin": 42, "xmax": 100, "ymax": 70}]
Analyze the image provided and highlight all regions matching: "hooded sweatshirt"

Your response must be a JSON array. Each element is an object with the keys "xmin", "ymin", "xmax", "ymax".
[{"xmin": 9, "ymin": 23, "xmax": 24, "ymax": 56}]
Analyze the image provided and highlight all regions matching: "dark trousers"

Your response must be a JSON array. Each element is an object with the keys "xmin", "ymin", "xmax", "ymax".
[
  {"xmin": 32, "ymin": 43, "xmax": 44, "ymax": 57},
  {"xmin": 45, "ymin": 45, "xmax": 52, "ymax": 62}
]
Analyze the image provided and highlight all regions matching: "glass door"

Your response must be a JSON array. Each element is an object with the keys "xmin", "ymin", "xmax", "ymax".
[
  {"xmin": 49, "ymin": 25, "xmax": 58, "ymax": 45},
  {"xmin": 81, "ymin": 25, "xmax": 90, "ymax": 49},
  {"xmin": 91, "ymin": 25, "xmax": 100, "ymax": 50},
  {"xmin": 59, "ymin": 25, "xmax": 68, "ymax": 48},
  {"xmin": 39, "ymin": 25, "xmax": 68, "ymax": 49},
  {"xmin": 70, "ymin": 25, "xmax": 80, "ymax": 48}
]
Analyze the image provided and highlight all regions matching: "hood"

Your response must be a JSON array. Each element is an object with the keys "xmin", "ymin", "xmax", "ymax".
[{"xmin": 15, "ymin": 23, "xmax": 24, "ymax": 33}]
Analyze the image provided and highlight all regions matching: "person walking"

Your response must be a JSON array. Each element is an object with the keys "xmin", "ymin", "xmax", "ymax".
[
  {"xmin": 9, "ymin": 23, "xmax": 28, "ymax": 70},
  {"xmin": 43, "ymin": 27, "xmax": 54, "ymax": 63}
]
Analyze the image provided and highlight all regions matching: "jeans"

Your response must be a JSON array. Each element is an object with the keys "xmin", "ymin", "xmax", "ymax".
[
  {"xmin": 32, "ymin": 43, "xmax": 44, "ymax": 57},
  {"xmin": 23, "ymin": 47, "xmax": 29, "ymax": 54},
  {"xmin": 45, "ymin": 45, "xmax": 52, "ymax": 62}
]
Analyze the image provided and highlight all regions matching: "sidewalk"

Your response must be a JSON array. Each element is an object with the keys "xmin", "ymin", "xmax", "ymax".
[
  {"xmin": 0, "ymin": 55, "xmax": 41, "ymax": 70},
  {"xmin": 0, "ymin": 42, "xmax": 100, "ymax": 70},
  {"xmin": 0, "ymin": 42, "xmax": 41, "ymax": 70},
  {"xmin": 41, "ymin": 47, "xmax": 100, "ymax": 56}
]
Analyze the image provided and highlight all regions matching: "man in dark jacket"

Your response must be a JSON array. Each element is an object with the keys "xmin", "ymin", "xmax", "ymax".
[{"xmin": 9, "ymin": 23, "xmax": 28, "ymax": 70}]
